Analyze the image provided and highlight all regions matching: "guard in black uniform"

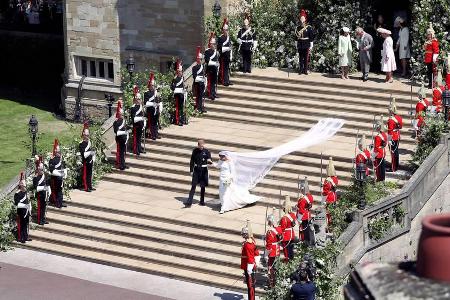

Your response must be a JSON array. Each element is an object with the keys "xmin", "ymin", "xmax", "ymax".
[
  {"xmin": 79, "ymin": 123, "xmax": 95, "ymax": 192},
  {"xmin": 49, "ymin": 139, "xmax": 67, "ymax": 208},
  {"xmin": 15, "ymin": 172, "xmax": 31, "ymax": 243},
  {"xmin": 218, "ymin": 18, "xmax": 232, "ymax": 86},
  {"xmin": 186, "ymin": 139, "xmax": 213, "ymax": 207},
  {"xmin": 204, "ymin": 34, "xmax": 219, "ymax": 100},
  {"xmin": 171, "ymin": 59, "xmax": 186, "ymax": 125},
  {"xmin": 237, "ymin": 14, "xmax": 257, "ymax": 73},
  {"xmin": 192, "ymin": 46, "xmax": 206, "ymax": 113},
  {"xmin": 113, "ymin": 99, "xmax": 128, "ymax": 170},
  {"xmin": 33, "ymin": 157, "xmax": 49, "ymax": 225},
  {"xmin": 131, "ymin": 87, "xmax": 145, "ymax": 154},
  {"xmin": 144, "ymin": 73, "xmax": 160, "ymax": 139},
  {"xmin": 295, "ymin": 9, "xmax": 315, "ymax": 75}
]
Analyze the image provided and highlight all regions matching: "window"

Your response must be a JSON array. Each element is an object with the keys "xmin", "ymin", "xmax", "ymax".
[{"xmin": 75, "ymin": 56, "xmax": 114, "ymax": 81}]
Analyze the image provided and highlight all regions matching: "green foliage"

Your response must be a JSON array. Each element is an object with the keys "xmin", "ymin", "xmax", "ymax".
[
  {"xmin": 393, "ymin": 204, "xmax": 406, "ymax": 224},
  {"xmin": 410, "ymin": 0, "xmax": 450, "ymax": 80},
  {"xmin": 120, "ymin": 68, "xmax": 197, "ymax": 128},
  {"xmin": 0, "ymin": 197, "xmax": 16, "ymax": 251},
  {"xmin": 263, "ymin": 242, "xmax": 342, "ymax": 300},
  {"xmin": 367, "ymin": 213, "xmax": 393, "ymax": 241},
  {"xmin": 411, "ymin": 114, "xmax": 446, "ymax": 169}
]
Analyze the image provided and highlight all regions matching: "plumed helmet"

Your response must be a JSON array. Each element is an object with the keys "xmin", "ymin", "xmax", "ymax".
[
  {"xmin": 358, "ymin": 134, "xmax": 367, "ymax": 149},
  {"xmin": 82, "ymin": 121, "xmax": 89, "ymax": 137},
  {"xmin": 35, "ymin": 155, "xmax": 44, "ymax": 172},
  {"xmin": 53, "ymin": 138, "xmax": 60, "ymax": 156},
  {"xmin": 426, "ymin": 22, "xmax": 435, "ymax": 36},
  {"xmin": 19, "ymin": 171, "xmax": 26, "ymax": 188},
  {"xmin": 116, "ymin": 100, "xmax": 123, "ymax": 118},
  {"xmin": 267, "ymin": 207, "xmax": 276, "ymax": 225},
  {"xmin": 147, "ymin": 72, "xmax": 155, "ymax": 89},
  {"xmin": 299, "ymin": 9, "xmax": 307, "ymax": 22},
  {"xmin": 208, "ymin": 32, "xmax": 216, "ymax": 48},
  {"xmin": 418, "ymin": 82, "xmax": 426, "ymax": 99},
  {"xmin": 299, "ymin": 176, "xmax": 309, "ymax": 195},
  {"xmin": 222, "ymin": 17, "xmax": 229, "ymax": 31},
  {"xmin": 133, "ymin": 85, "xmax": 140, "ymax": 101},
  {"xmin": 374, "ymin": 115, "xmax": 386, "ymax": 131},
  {"xmin": 326, "ymin": 157, "xmax": 336, "ymax": 177},
  {"xmin": 241, "ymin": 219, "xmax": 253, "ymax": 238},
  {"xmin": 175, "ymin": 58, "xmax": 183, "ymax": 74},
  {"xmin": 283, "ymin": 195, "xmax": 292, "ymax": 213},
  {"xmin": 389, "ymin": 98, "xmax": 397, "ymax": 114},
  {"xmin": 196, "ymin": 46, "xmax": 203, "ymax": 64}
]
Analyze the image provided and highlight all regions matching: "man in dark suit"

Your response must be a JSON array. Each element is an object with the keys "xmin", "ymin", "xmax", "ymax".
[
  {"xmin": 290, "ymin": 270, "xmax": 316, "ymax": 300},
  {"xmin": 356, "ymin": 27, "xmax": 374, "ymax": 82}
]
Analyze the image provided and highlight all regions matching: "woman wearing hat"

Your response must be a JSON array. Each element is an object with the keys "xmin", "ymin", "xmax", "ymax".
[
  {"xmin": 338, "ymin": 26, "xmax": 353, "ymax": 79},
  {"xmin": 378, "ymin": 27, "xmax": 396, "ymax": 83}
]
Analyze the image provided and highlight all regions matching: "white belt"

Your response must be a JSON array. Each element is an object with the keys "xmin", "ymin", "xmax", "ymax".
[
  {"xmin": 18, "ymin": 203, "xmax": 28, "ymax": 209},
  {"xmin": 195, "ymin": 76, "xmax": 205, "ymax": 83},
  {"xmin": 174, "ymin": 88, "xmax": 184, "ymax": 94},
  {"xmin": 196, "ymin": 164, "xmax": 208, "ymax": 168},
  {"xmin": 242, "ymin": 40, "xmax": 253, "ymax": 43}
]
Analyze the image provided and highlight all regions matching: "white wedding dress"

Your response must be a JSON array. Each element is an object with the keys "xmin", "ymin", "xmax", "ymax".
[{"xmin": 216, "ymin": 159, "xmax": 260, "ymax": 213}]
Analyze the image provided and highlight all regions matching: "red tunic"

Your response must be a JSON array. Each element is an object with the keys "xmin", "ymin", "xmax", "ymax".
[
  {"xmin": 297, "ymin": 193, "xmax": 313, "ymax": 221},
  {"xmin": 265, "ymin": 226, "xmax": 282, "ymax": 258},
  {"xmin": 432, "ymin": 86, "xmax": 444, "ymax": 112},
  {"xmin": 322, "ymin": 176, "xmax": 338, "ymax": 196},
  {"xmin": 416, "ymin": 99, "xmax": 429, "ymax": 114},
  {"xmin": 280, "ymin": 212, "xmax": 296, "ymax": 242},
  {"xmin": 424, "ymin": 39, "xmax": 439, "ymax": 64},
  {"xmin": 374, "ymin": 132, "xmax": 388, "ymax": 159},
  {"xmin": 387, "ymin": 114, "xmax": 403, "ymax": 141},
  {"xmin": 356, "ymin": 149, "xmax": 371, "ymax": 175},
  {"xmin": 325, "ymin": 191, "xmax": 337, "ymax": 204},
  {"xmin": 241, "ymin": 238, "xmax": 259, "ymax": 270},
  {"xmin": 446, "ymin": 74, "xmax": 450, "ymax": 89}
]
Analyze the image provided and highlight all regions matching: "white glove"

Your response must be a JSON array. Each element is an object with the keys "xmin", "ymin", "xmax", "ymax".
[
  {"xmin": 310, "ymin": 42, "xmax": 314, "ymax": 50},
  {"xmin": 190, "ymin": 172, "xmax": 193, "ymax": 176},
  {"xmin": 433, "ymin": 54, "xmax": 438, "ymax": 63},
  {"xmin": 63, "ymin": 169, "xmax": 68, "ymax": 179},
  {"xmin": 253, "ymin": 41, "xmax": 258, "ymax": 50},
  {"xmin": 247, "ymin": 263, "xmax": 254, "ymax": 274},
  {"xmin": 237, "ymin": 38, "xmax": 242, "ymax": 45},
  {"xmin": 47, "ymin": 186, "xmax": 52, "ymax": 195}
]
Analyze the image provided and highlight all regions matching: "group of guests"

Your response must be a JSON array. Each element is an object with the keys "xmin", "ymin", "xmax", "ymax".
[
  {"xmin": 338, "ymin": 17, "xmax": 411, "ymax": 83},
  {"xmin": 2, "ymin": 0, "xmax": 63, "ymax": 27}
]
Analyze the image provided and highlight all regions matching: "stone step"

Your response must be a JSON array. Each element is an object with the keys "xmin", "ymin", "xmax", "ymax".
[
  {"xmin": 202, "ymin": 110, "xmax": 417, "ymax": 146},
  {"xmin": 210, "ymin": 93, "xmax": 415, "ymax": 128},
  {"xmin": 232, "ymin": 71, "xmax": 425, "ymax": 98},
  {"xmin": 45, "ymin": 210, "xmax": 243, "ymax": 257},
  {"xmin": 18, "ymin": 240, "xmax": 259, "ymax": 295},
  {"xmin": 37, "ymin": 217, "xmax": 241, "ymax": 268},
  {"xmin": 227, "ymin": 77, "xmax": 415, "ymax": 104}
]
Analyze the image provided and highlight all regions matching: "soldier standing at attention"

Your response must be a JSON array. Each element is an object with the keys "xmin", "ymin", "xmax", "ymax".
[
  {"xmin": 131, "ymin": 87, "xmax": 146, "ymax": 154},
  {"xmin": 218, "ymin": 18, "xmax": 232, "ymax": 86},
  {"xmin": 15, "ymin": 172, "xmax": 31, "ymax": 243},
  {"xmin": 33, "ymin": 156, "xmax": 50, "ymax": 225},
  {"xmin": 387, "ymin": 99, "xmax": 403, "ymax": 173},
  {"xmin": 49, "ymin": 139, "xmax": 67, "ymax": 208},
  {"xmin": 237, "ymin": 14, "xmax": 257, "ymax": 74},
  {"xmin": 279, "ymin": 195, "xmax": 296, "ymax": 262},
  {"xmin": 204, "ymin": 34, "xmax": 219, "ymax": 100},
  {"xmin": 241, "ymin": 220, "xmax": 259, "ymax": 300},
  {"xmin": 186, "ymin": 139, "xmax": 212, "ymax": 207},
  {"xmin": 322, "ymin": 157, "xmax": 338, "ymax": 228},
  {"xmin": 113, "ymin": 99, "xmax": 128, "ymax": 170},
  {"xmin": 171, "ymin": 59, "xmax": 186, "ymax": 125},
  {"xmin": 144, "ymin": 73, "xmax": 161, "ymax": 140},
  {"xmin": 295, "ymin": 9, "xmax": 315, "ymax": 75},
  {"xmin": 371, "ymin": 118, "xmax": 388, "ymax": 182},
  {"xmin": 296, "ymin": 177, "xmax": 313, "ymax": 243},
  {"xmin": 79, "ymin": 123, "xmax": 96, "ymax": 192},
  {"xmin": 265, "ymin": 209, "xmax": 282, "ymax": 288},
  {"xmin": 192, "ymin": 46, "xmax": 206, "ymax": 113},
  {"xmin": 355, "ymin": 134, "xmax": 371, "ymax": 177}
]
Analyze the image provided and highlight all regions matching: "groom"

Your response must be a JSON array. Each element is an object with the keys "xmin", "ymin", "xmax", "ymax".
[{"xmin": 186, "ymin": 139, "xmax": 212, "ymax": 207}]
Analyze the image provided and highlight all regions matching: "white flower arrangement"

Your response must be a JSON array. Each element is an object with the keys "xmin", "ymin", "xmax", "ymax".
[{"xmin": 222, "ymin": 177, "xmax": 232, "ymax": 186}]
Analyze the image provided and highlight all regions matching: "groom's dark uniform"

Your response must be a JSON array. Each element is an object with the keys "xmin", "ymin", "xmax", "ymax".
[{"xmin": 187, "ymin": 147, "xmax": 211, "ymax": 206}]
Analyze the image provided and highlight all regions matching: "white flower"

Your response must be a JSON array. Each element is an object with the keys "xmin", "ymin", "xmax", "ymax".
[
  {"xmin": 273, "ymin": 31, "xmax": 278, "ymax": 36},
  {"xmin": 280, "ymin": 31, "xmax": 285, "ymax": 36},
  {"xmin": 276, "ymin": 45, "xmax": 285, "ymax": 53}
]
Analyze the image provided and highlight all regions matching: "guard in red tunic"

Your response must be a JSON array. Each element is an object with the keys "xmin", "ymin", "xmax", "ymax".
[
  {"xmin": 414, "ymin": 85, "xmax": 429, "ymax": 137},
  {"xmin": 33, "ymin": 156, "xmax": 50, "ymax": 225},
  {"xmin": 241, "ymin": 221, "xmax": 260, "ymax": 300},
  {"xmin": 279, "ymin": 195, "xmax": 296, "ymax": 262},
  {"xmin": 218, "ymin": 18, "xmax": 232, "ymax": 86},
  {"xmin": 423, "ymin": 24, "xmax": 439, "ymax": 88},
  {"xmin": 49, "ymin": 139, "xmax": 67, "ymax": 208},
  {"xmin": 170, "ymin": 59, "xmax": 185, "ymax": 125},
  {"xmin": 387, "ymin": 99, "xmax": 403, "ymax": 172},
  {"xmin": 432, "ymin": 71, "xmax": 444, "ymax": 113},
  {"xmin": 14, "ymin": 172, "xmax": 31, "ymax": 243},
  {"xmin": 296, "ymin": 177, "xmax": 313, "ymax": 242},
  {"xmin": 113, "ymin": 100, "xmax": 128, "ymax": 170},
  {"xmin": 322, "ymin": 157, "xmax": 338, "ymax": 227},
  {"xmin": 204, "ymin": 33, "xmax": 219, "ymax": 100},
  {"xmin": 355, "ymin": 134, "xmax": 371, "ymax": 176},
  {"xmin": 265, "ymin": 209, "xmax": 282, "ymax": 288},
  {"xmin": 144, "ymin": 73, "xmax": 160, "ymax": 140},
  {"xmin": 371, "ymin": 118, "xmax": 388, "ymax": 182},
  {"xmin": 192, "ymin": 46, "xmax": 206, "ymax": 113}
]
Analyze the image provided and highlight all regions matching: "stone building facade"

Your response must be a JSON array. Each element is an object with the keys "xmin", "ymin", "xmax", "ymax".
[{"xmin": 63, "ymin": 0, "xmax": 233, "ymax": 121}]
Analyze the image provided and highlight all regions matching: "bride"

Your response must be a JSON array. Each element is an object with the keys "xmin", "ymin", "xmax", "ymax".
[{"xmin": 215, "ymin": 151, "xmax": 260, "ymax": 214}]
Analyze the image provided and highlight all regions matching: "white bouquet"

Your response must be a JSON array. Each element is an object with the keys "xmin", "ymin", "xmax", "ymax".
[{"xmin": 223, "ymin": 177, "xmax": 233, "ymax": 186}]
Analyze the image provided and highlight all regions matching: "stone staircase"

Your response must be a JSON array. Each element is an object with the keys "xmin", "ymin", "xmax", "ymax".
[{"xmin": 19, "ymin": 69, "xmax": 417, "ymax": 296}]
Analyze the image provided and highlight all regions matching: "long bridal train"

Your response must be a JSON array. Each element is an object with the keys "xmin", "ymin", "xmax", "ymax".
[{"xmin": 215, "ymin": 118, "xmax": 345, "ymax": 214}]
